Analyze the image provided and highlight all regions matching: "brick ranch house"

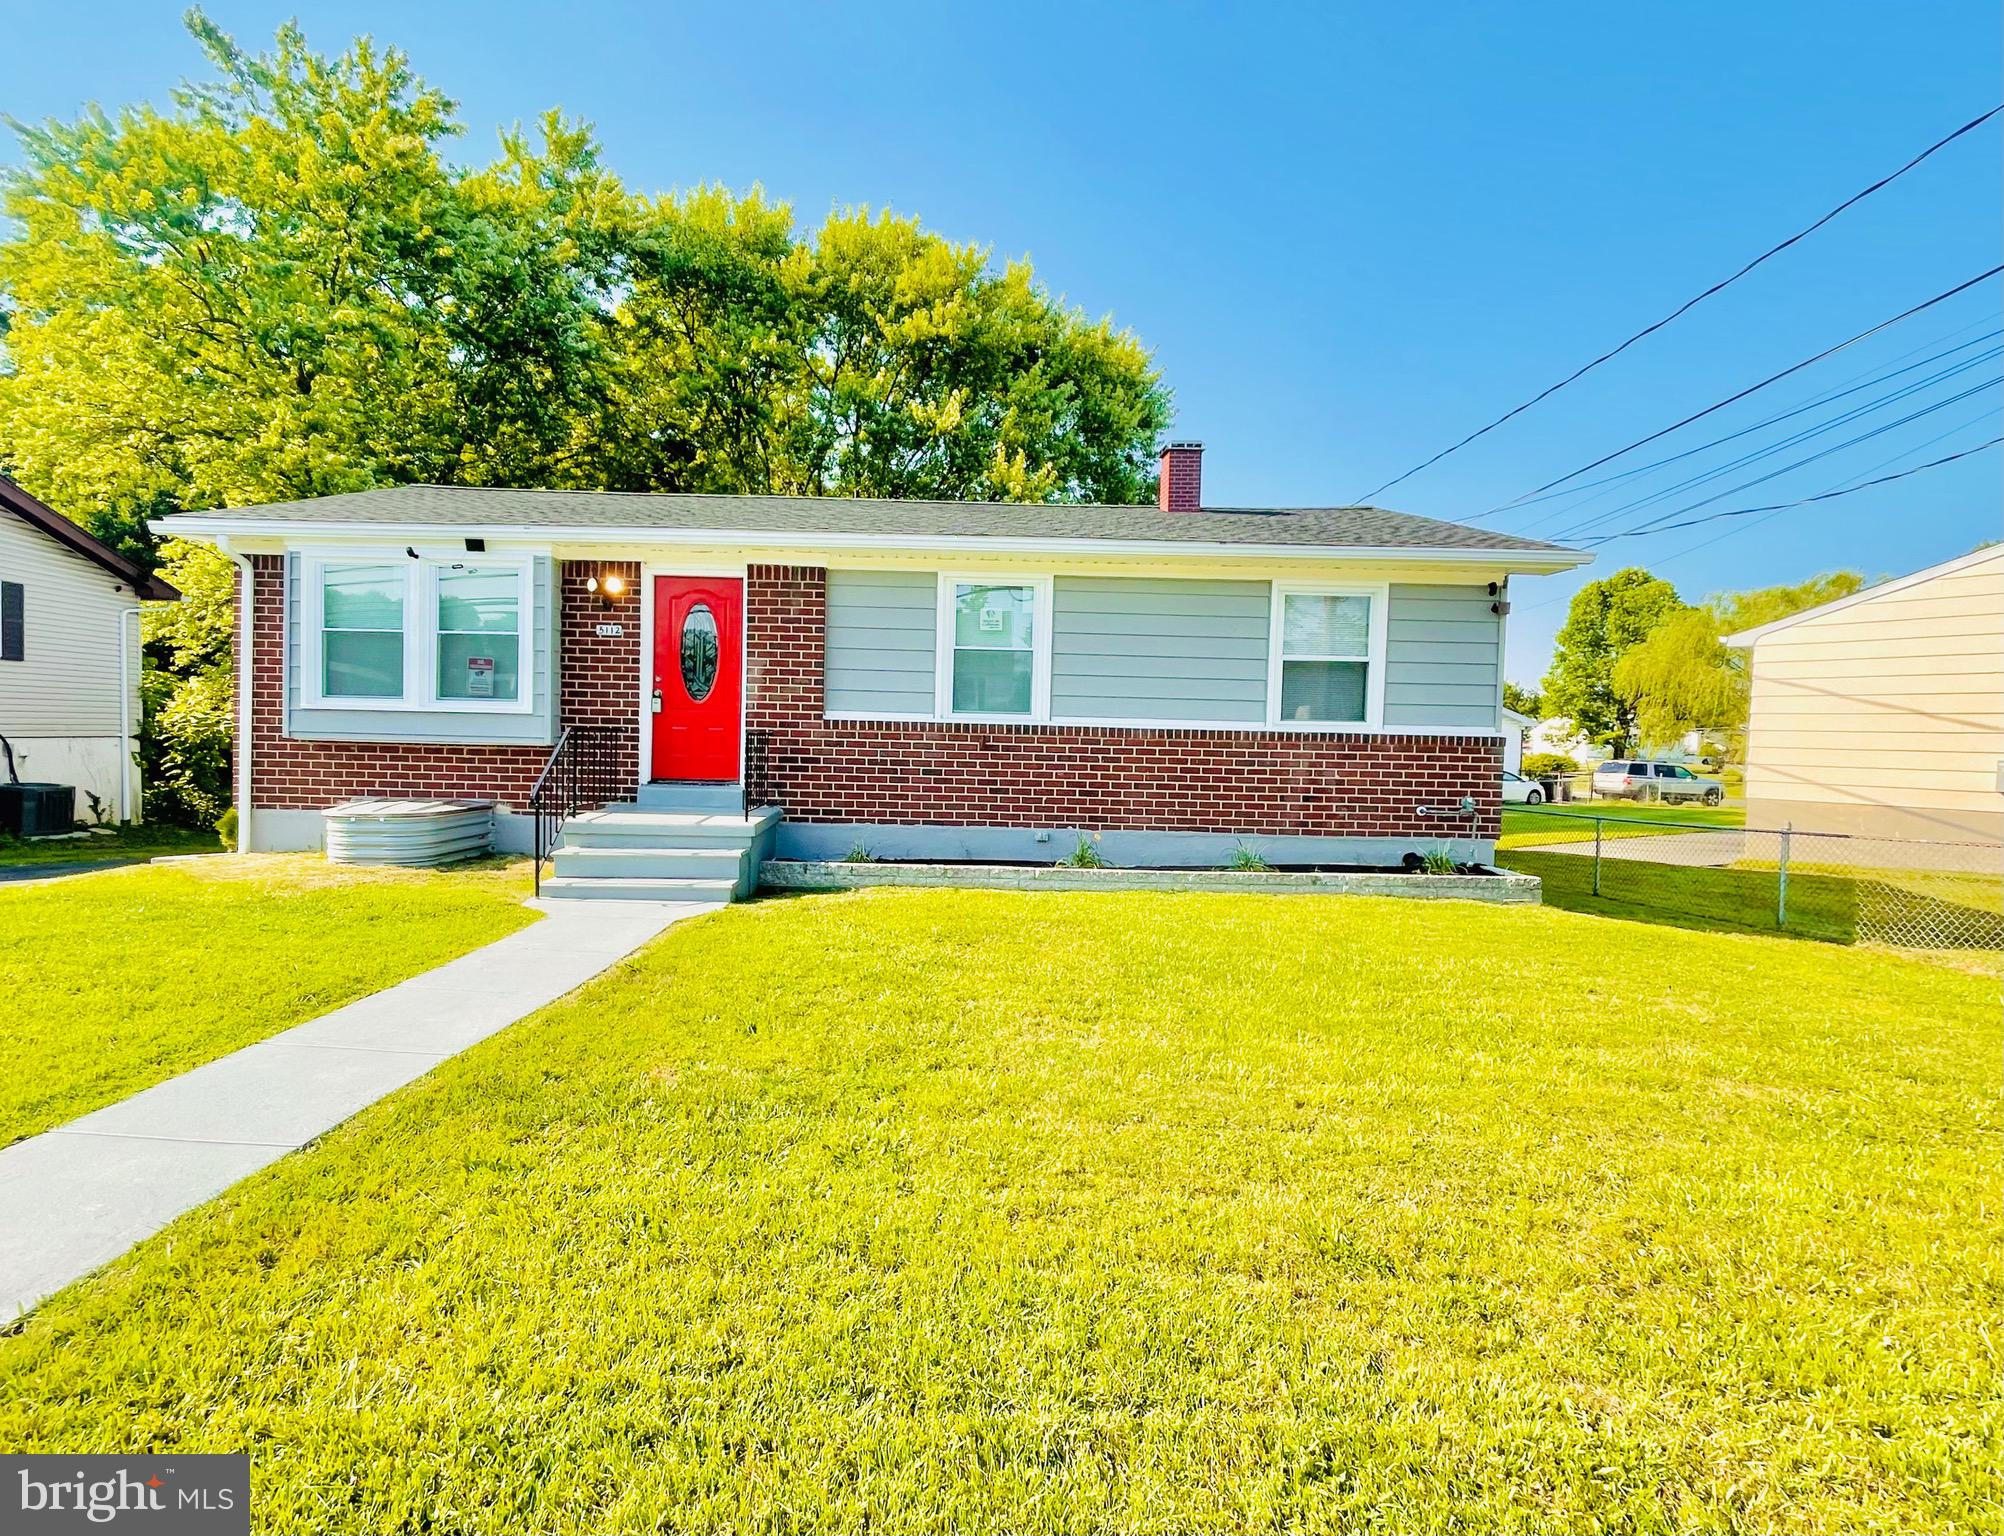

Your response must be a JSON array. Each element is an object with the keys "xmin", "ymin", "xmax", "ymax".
[{"xmin": 157, "ymin": 444, "xmax": 1588, "ymax": 896}]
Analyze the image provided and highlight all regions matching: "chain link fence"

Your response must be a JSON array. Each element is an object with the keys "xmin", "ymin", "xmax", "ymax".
[{"xmin": 1500, "ymin": 804, "xmax": 2004, "ymax": 952}]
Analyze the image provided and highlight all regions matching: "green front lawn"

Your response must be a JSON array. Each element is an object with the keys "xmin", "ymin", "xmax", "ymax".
[
  {"xmin": 1501, "ymin": 800, "xmax": 1745, "ymax": 850},
  {"xmin": 0, "ymin": 856, "xmax": 538, "ymax": 1146},
  {"xmin": 4, "ymin": 890, "xmax": 1992, "ymax": 1533}
]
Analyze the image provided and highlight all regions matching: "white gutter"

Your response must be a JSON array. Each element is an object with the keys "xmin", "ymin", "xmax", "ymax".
[
  {"xmin": 153, "ymin": 517, "xmax": 1593, "ymax": 574},
  {"xmin": 117, "ymin": 605, "xmax": 142, "ymax": 823},
  {"xmin": 219, "ymin": 540, "xmax": 254, "ymax": 854}
]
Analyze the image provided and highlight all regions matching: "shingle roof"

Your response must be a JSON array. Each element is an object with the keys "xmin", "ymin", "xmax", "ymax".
[{"xmin": 161, "ymin": 483, "xmax": 1573, "ymax": 555}]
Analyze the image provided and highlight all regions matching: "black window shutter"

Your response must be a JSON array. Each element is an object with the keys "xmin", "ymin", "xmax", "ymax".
[{"xmin": 0, "ymin": 582, "xmax": 21, "ymax": 662}]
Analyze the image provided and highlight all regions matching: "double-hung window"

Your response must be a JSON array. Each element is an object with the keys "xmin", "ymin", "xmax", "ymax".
[
  {"xmin": 1269, "ymin": 586, "xmax": 1384, "ymax": 726},
  {"xmin": 320, "ymin": 565, "xmax": 406, "ymax": 699},
  {"xmin": 303, "ymin": 554, "xmax": 533, "ymax": 712},
  {"xmin": 435, "ymin": 566, "xmax": 522, "ymax": 702},
  {"xmin": 936, "ymin": 574, "xmax": 1051, "ymax": 720}
]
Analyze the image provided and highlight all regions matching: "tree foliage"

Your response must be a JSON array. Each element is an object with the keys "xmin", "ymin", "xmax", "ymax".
[
  {"xmin": 1540, "ymin": 568, "xmax": 1684, "ymax": 752},
  {"xmin": 0, "ymin": 11, "xmax": 1170, "ymax": 823},
  {"xmin": 1501, "ymin": 681, "xmax": 1542, "ymax": 718},
  {"xmin": 1611, "ymin": 570, "xmax": 1867, "ymax": 754}
]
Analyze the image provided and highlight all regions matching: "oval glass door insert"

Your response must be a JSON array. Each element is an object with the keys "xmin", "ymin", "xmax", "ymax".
[{"xmin": 679, "ymin": 603, "xmax": 720, "ymax": 701}]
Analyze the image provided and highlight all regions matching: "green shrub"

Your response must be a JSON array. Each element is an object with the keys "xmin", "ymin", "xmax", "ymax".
[
  {"xmin": 1418, "ymin": 845, "xmax": 1459, "ymax": 875},
  {"xmin": 1227, "ymin": 843, "xmax": 1272, "ymax": 872},
  {"xmin": 842, "ymin": 842, "xmax": 875, "ymax": 864},
  {"xmin": 1522, "ymin": 753, "xmax": 1579, "ymax": 780},
  {"xmin": 216, "ymin": 807, "xmax": 239, "ymax": 851}
]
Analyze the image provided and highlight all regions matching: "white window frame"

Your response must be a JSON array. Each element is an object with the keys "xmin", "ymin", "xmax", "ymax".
[
  {"xmin": 1265, "ymin": 581, "xmax": 1390, "ymax": 730},
  {"xmin": 934, "ymin": 572, "xmax": 1054, "ymax": 722},
  {"xmin": 298, "ymin": 550, "xmax": 536, "ymax": 714}
]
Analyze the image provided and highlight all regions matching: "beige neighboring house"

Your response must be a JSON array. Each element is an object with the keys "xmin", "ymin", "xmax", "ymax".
[
  {"xmin": 0, "ymin": 476, "xmax": 179, "ymax": 823},
  {"xmin": 1725, "ymin": 545, "xmax": 2004, "ymax": 842}
]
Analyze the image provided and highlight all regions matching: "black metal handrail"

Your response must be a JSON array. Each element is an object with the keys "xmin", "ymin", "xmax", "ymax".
[
  {"xmin": 529, "ymin": 724, "xmax": 630, "ymax": 896},
  {"xmin": 743, "ymin": 728, "xmax": 774, "ymax": 817}
]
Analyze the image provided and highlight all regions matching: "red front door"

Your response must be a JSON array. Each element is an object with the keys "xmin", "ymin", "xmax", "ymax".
[{"xmin": 650, "ymin": 576, "xmax": 742, "ymax": 782}]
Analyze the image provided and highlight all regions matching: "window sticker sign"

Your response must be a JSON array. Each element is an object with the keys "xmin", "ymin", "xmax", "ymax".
[
  {"xmin": 979, "ymin": 608, "xmax": 1005, "ymax": 632},
  {"xmin": 465, "ymin": 656, "xmax": 495, "ymax": 697}
]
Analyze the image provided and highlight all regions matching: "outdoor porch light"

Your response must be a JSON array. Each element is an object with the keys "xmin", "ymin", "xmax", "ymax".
[{"xmin": 585, "ymin": 571, "xmax": 628, "ymax": 606}]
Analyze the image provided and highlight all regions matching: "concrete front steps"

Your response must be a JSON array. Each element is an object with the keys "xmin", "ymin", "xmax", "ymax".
[{"xmin": 540, "ymin": 794, "xmax": 780, "ymax": 902}]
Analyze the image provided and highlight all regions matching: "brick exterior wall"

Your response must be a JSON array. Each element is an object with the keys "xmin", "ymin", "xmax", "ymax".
[
  {"xmin": 241, "ymin": 557, "xmax": 1500, "ymax": 838},
  {"xmin": 745, "ymin": 564, "xmax": 1501, "ymax": 839},
  {"xmin": 240, "ymin": 556, "xmax": 639, "ymax": 811}
]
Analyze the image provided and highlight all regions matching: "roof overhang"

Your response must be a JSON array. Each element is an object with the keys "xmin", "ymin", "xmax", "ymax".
[
  {"xmin": 157, "ymin": 516, "xmax": 1593, "ymax": 575},
  {"xmin": 4, "ymin": 478, "xmax": 180, "ymax": 600}
]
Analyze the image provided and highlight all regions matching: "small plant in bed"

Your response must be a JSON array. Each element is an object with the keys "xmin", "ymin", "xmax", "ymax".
[
  {"xmin": 1416, "ymin": 845, "xmax": 1462, "ymax": 875},
  {"xmin": 1227, "ymin": 842, "xmax": 1272, "ymax": 872},
  {"xmin": 1060, "ymin": 833, "xmax": 1107, "ymax": 868},
  {"xmin": 843, "ymin": 842, "xmax": 876, "ymax": 863}
]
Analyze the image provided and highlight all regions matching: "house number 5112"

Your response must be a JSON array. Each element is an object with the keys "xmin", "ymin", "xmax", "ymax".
[{"xmin": 594, "ymin": 622, "xmax": 624, "ymax": 637}]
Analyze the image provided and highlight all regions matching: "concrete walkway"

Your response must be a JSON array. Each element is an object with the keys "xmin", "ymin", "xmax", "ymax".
[{"xmin": 0, "ymin": 898, "xmax": 718, "ymax": 1322}]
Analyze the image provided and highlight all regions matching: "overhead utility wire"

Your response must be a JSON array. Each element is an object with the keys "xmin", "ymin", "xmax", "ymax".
[
  {"xmin": 1634, "ymin": 403, "xmax": 2004, "ymax": 567},
  {"xmin": 1543, "ymin": 347, "xmax": 2003, "ymax": 539},
  {"xmin": 1506, "ymin": 327, "xmax": 2002, "ymax": 528},
  {"xmin": 1511, "ymin": 404, "xmax": 2004, "ymax": 612},
  {"xmin": 1563, "ymin": 374, "xmax": 2002, "ymax": 541},
  {"xmin": 1355, "ymin": 104, "xmax": 2004, "ymax": 502},
  {"xmin": 1476, "ymin": 266, "xmax": 2004, "ymax": 519},
  {"xmin": 1580, "ymin": 436, "xmax": 2004, "ymax": 544}
]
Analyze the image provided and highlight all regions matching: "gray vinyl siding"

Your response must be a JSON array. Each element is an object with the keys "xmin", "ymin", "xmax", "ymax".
[
  {"xmin": 1382, "ymin": 583, "xmax": 1501, "ymax": 728},
  {"xmin": 825, "ymin": 568, "xmax": 936, "ymax": 715},
  {"xmin": 285, "ymin": 552, "xmax": 559, "ymax": 745},
  {"xmin": 1051, "ymin": 576, "xmax": 1269, "ymax": 722}
]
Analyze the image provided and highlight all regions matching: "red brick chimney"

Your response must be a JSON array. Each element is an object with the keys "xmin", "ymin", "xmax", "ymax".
[{"xmin": 1157, "ymin": 441, "xmax": 1203, "ymax": 512}]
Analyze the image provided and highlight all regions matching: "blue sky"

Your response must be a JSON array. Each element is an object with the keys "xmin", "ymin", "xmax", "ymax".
[{"xmin": 4, "ymin": 2, "xmax": 1998, "ymax": 683}]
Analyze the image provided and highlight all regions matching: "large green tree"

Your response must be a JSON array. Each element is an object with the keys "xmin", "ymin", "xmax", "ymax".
[
  {"xmin": 1541, "ymin": 567, "xmax": 1684, "ymax": 752},
  {"xmin": 1612, "ymin": 571, "xmax": 1866, "ymax": 754},
  {"xmin": 0, "ymin": 11, "xmax": 1169, "ymax": 824}
]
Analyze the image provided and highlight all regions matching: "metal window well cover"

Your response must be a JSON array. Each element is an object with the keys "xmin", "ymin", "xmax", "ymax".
[{"xmin": 324, "ymin": 799, "xmax": 496, "ymax": 865}]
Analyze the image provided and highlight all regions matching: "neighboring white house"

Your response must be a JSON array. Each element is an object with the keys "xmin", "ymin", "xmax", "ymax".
[
  {"xmin": 1501, "ymin": 706, "xmax": 1534, "ymax": 775},
  {"xmin": 0, "ymin": 477, "xmax": 179, "ymax": 824},
  {"xmin": 1526, "ymin": 715, "xmax": 1600, "ymax": 764},
  {"xmin": 1726, "ymin": 545, "xmax": 2004, "ymax": 843}
]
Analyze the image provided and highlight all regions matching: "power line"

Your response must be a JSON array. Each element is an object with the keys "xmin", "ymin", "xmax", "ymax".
[
  {"xmin": 1547, "ymin": 357, "xmax": 2002, "ymax": 540},
  {"xmin": 1506, "ymin": 327, "xmax": 2003, "ymax": 530},
  {"xmin": 1355, "ymin": 104, "xmax": 2004, "ymax": 502},
  {"xmin": 1511, "ymin": 403, "xmax": 2004, "ymax": 611},
  {"xmin": 1479, "ymin": 266, "xmax": 2004, "ymax": 519},
  {"xmin": 1579, "ymin": 436, "xmax": 2003, "ymax": 544},
  {"xmin": 1635, "ymin": 402, "xmax": 2004, "ymax": 568},
  {"xmin": 1564, "ymin": 374, "xmax": 2000, "ymax": 541}
]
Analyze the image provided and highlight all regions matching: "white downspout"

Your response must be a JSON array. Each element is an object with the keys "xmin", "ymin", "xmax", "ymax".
[
  {"xmin": 221, "ymin": 540, "xmax": 255, "ymax": 854},
  {"xmin": 117, "ymin": 604, "xmax": 142, "ymax": 823}
]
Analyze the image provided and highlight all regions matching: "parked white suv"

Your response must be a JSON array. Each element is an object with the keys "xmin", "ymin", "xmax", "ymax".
[
  {"xmin": 1499, "ymin": 769, "xmax": 1545, "ymax": 805},
  {"xmin": 1592, "ymin": 759, "xmax": 1725, "ymax": 806}
]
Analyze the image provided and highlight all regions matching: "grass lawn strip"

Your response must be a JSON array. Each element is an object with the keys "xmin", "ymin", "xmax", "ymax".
[
  {"xmin": 1500, "ymin": 801, "xmax": 1746, "ymax": 851},
  {"xmin": 0, "ymin": 824, "xmax": 223, "ymax": 866},
  {"xmin": 1506, "ymin": 848, "xmax": 2004, "ymax": 952},
  {"xmin": 0, "ymin": 855, "xmax": 538, "ymax": 1145},
  {"xmin": 2, "ymin": 889, "xmax": 1992, "ymax": 1532}
]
